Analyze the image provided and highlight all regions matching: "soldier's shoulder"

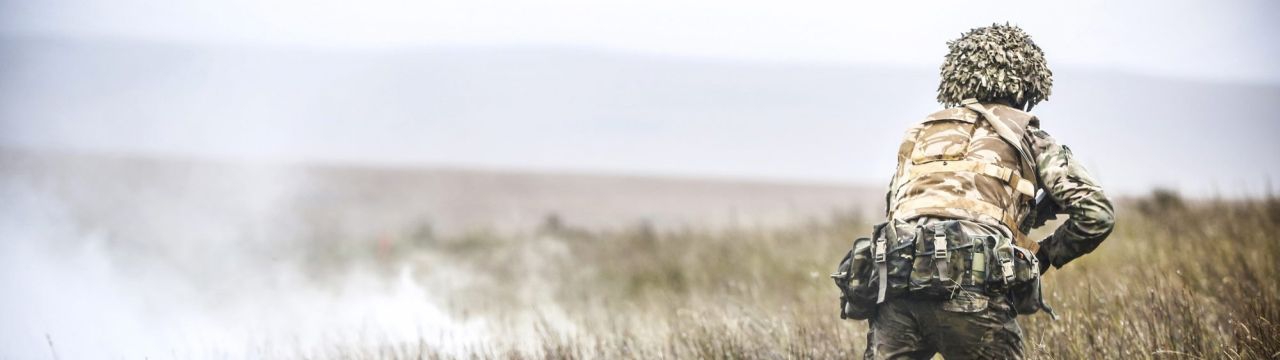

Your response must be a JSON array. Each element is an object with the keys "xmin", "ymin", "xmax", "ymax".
[
  {"xmin": 985, "ymin": 103, "xmax": 1036, "ymax": 127},
  {"xmin": 923, "ymin": 106, "xmax": 979, "ymax": 123}
]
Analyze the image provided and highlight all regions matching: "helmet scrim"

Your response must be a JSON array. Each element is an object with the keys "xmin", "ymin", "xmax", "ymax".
[{"xmin": 937, "ymin": 23, "xmax": 1053, "ymax": 109}]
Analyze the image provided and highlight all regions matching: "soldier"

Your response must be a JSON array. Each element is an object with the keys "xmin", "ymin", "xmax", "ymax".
[{"xmin": 865, "ymin": 24, "xmax": 1115, "ymax": 359}]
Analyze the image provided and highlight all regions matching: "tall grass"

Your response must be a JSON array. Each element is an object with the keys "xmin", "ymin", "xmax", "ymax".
[{"xmin": 339, "ymin": 195, "xmax": 1279, "ymax": 359}]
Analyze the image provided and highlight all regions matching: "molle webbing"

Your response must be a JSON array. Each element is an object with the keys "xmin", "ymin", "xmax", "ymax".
[{"xmin": 902, "ymin": 160, "xmax": 1036, "ymax": 197}]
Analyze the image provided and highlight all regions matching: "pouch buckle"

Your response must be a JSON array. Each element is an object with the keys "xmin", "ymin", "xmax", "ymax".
[
  {"xmin": 1023, "ymin": 248, "xmax": 1040, "ymax": 279},
  {"xmin": 1000, "ymin": 258, "xmax": 1015, "ymax": 284},
  {"xmin": 932, "ymin": 230, "xmax": 948, "ymax": 259},
  {"xmin": 874, "ymin": 237, "xmax": 888, "ymax": 263}
]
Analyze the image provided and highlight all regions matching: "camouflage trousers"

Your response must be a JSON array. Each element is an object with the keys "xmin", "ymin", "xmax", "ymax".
[{"xmin": 863, "ymin": 291, "xmax": 1024, "ymax": 360}]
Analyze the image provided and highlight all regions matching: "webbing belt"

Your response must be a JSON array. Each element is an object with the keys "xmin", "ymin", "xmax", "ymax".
[
  {"xmin": 905, "ymin": 160, "xmax": 1036, "ymax": 197},
  {"xmin": 895, "ymin": 197, "xmax": 1039, "ymax": 253}
]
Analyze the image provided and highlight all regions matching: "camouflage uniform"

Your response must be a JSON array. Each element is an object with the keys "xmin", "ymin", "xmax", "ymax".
[
  {"xmin": 863, "ymin": 24, "xmax": 1115, "ymax": 359},
  {"xmin": 866, "ymin": 111, "xmax": 1115, "ymax": 359}
]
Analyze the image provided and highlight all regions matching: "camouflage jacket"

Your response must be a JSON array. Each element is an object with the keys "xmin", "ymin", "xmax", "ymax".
[
  {"xmin": 1025, "ymin": 124, "xmax": 1115, "ymax": 268},
  {"xmin": 886, "ymin": 103, "xmax": 1115, "ymax": 270}
]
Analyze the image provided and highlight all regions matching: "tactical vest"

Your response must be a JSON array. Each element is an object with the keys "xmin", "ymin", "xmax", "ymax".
[{"xmin": 888, "ymin": 99, "xmax": 1041, "ymax": 252}]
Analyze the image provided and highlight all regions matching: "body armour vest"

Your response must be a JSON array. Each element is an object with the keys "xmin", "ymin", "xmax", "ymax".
[{"xmin": 888, "ymin": 99, "xmax": 1041, "ymax": 251}]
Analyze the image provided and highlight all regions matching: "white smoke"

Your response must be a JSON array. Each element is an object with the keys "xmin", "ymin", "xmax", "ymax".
[{"xmin": 0, "ymin": 170, "xmax": 489, "ymax": 359}]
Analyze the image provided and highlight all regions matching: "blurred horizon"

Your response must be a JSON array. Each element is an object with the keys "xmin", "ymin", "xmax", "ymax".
[{"xmin": 2, "ymin": 33, "xmax": 1279, "ymax": 197}]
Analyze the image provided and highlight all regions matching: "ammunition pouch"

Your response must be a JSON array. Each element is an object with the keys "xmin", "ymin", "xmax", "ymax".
[
  {"xmin": 833, "ymin": 220, "xmax": 1057, "ymax": 320},
  {"xmin": 975, "ymin": 228, "xmax": 1057, "ymax": 317},
  {"xmin": 832, "ymin": 234, "xmax": 874, "ymax": 320},
  {"xmin": 1002, "ymin": 245, "xmax": 1057, "ymax": 317},
  {"xmin": 832, "ymin": 222, "xmax": 914, "ymax": 320},
  {"xmin": 906, "ymin": 221, "xmax": 985, "ymax": 298}
]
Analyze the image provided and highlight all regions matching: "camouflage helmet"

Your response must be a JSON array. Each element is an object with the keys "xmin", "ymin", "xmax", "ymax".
[{"xmin": 937, "ymin": 23, "xmax": 1053, "ymax": 110}]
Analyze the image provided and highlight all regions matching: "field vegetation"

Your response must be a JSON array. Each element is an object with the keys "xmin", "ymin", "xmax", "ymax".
[{"xmin": 331, "ymin": 192, "xmax": 1279, "ymax": 359}]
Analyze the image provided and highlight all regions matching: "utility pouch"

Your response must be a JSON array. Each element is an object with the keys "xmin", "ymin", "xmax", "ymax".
[
  {"xmin": 983, "ymin": 238, "xmax": 1054, "ymax": 316},
  {"xmin": 871, "ymin": 221, "xmax": 916, "ymax": 303},
  {"xmin": 831, "ymin": 221, "xmax": 914, "ymax": 319},
  {"xmin": 907, "ymin": 220, "xmax": 990, "ymax": 299},
  {"xmin": 832, "ymin": 234, "xmax": 875, "ymax": 320},
  {"xmin": 996, "ymin": 243, "xmax": 1057, "ymax": 318}
]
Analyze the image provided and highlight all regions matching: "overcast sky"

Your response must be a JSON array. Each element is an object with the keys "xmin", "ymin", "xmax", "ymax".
[
  {"xmin": 1, "ymin": 0, "xmax": 1278, "ymax": 196},
  {"xmin": 2, "ymin": 0, "xmax": 1278, "ymax": 84}
]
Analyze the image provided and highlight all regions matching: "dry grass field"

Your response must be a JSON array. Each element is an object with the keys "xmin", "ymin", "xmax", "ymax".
[
  {"xmin": 342, "ymin": 192, "xmax": 1279, "ymax": 359},
  {"xmin": 2, "ymin": 152, "xmax": 1277, "ymax": 359}
]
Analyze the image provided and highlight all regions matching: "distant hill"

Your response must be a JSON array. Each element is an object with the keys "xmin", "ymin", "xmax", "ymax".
[
  {"xmin": 0, "ymin": 149, "xmax": 882, "ymax": 245},
  {"xmin": 1, "ymin": 36, "xmax": 1277, "ymax": 195}
]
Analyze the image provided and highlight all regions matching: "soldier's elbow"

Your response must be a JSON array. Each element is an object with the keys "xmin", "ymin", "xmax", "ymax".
[
  {"xmin": 1095, "ymin": 209, "xmax": 1116, "ymax": 235},
  {"xmin": 1082, "ymin": 201, "xmax": 1116, "ymax": 236}
]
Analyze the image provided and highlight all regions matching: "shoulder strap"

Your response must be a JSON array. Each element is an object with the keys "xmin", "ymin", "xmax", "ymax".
[
  {"xmin": 961, "ymin": 99, "xmax": 1038, "ymax": 194},
  {"xmin": 961, "ymin": 99, "xmax": 1041, "ymax": 251}
]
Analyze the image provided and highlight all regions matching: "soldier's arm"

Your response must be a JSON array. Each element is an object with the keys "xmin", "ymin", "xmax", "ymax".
[{"xmin": 1029, "ymin": 127, "xmax": 1116, "ymax": 269}]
